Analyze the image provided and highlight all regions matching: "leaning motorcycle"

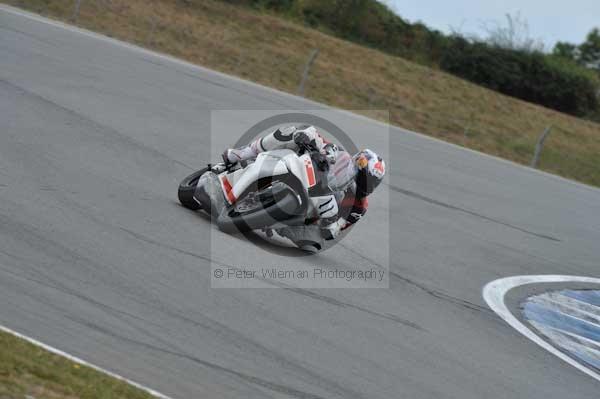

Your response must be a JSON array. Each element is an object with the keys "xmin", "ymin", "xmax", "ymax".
[{"xmin": 177, "ymin": 145, "xmax": 355, "ymax": 245}]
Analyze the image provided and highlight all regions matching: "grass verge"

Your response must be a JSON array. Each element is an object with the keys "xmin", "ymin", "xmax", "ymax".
[
  {"xmin": 3, "ymin": 0, "xmax": 600, "ymax": 187},
  {"xmin": 0, "ymin": 329, "xmax": 157, "ymax": 399}
]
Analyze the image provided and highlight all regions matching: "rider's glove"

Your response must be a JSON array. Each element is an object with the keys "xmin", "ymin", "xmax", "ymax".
[
  {"xmin": 293, "ymin": 130, "xmax": 313, "ymax": 149},
  {"xmin": 322, "ymin": 143, "xmax": 338, "ymax": 164},
  {"xmin": 222, "ymin": 149, "xmax": 235, "ymax": 167},
  {"xmin": 313, "ymin": 152, "xmax": 329, "ymax": 171},
  {"xmin": 323, "ymin": 218, "xmax": 347, "ymax": 241}
]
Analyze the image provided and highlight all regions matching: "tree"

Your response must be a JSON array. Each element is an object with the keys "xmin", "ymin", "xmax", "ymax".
[
  {"xmin": 482, "ymin": 12, "xmax": 544, "ymax": 53},
  {"xmin": 553, "ymin": 41, "xmax": 579, "ymax": 62},
  {"xmin": 579, "ymin": 28, "xmax": 600, "ymax": 70}
]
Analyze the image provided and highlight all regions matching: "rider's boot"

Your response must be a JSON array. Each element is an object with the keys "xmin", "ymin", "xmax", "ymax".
[
  {"xmin": 222, "ymin": 125, "xmax": 298, "ymax": 166},
  {"xmin": 223, "ymin": 145, "xmax": 257, "ymax": 166}
]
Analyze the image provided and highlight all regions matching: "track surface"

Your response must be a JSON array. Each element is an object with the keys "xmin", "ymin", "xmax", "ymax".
[{"xmin": 2, "ymin": 7, "xmax": 600, "ymax": 398}]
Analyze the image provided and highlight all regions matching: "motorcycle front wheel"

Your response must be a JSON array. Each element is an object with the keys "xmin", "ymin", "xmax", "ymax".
[{"xmin": 178, "ymin": 167, "xmax": 210, "ymax": 210}]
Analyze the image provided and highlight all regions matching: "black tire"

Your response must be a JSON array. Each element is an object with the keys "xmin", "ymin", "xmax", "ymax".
[
  {"xmin": 217, "ymin": 188, "xmax": 301, "ymax": 233},
  {"xmin": 178, "ymin": 167, "xmax": 210, "ymax": 210}
]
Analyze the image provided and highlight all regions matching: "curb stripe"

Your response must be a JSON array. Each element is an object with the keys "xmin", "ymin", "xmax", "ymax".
[{"xmin": 483, "ymin": 275, "xmax": 600, "ymax": 383}]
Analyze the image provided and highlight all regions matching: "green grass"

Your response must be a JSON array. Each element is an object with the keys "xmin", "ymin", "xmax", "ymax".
[
  {"xmin": 0, "ymin": 330, "xmax": 157, "ymax": 399},
  {"xmin": 3, "ymin": 0, "xmax": 600, "ymax": 187}
]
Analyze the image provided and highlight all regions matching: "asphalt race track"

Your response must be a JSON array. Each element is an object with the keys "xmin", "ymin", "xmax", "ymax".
[{"xmin": 2, "ymin": 6, "xmax": 600, "ymax": 398}]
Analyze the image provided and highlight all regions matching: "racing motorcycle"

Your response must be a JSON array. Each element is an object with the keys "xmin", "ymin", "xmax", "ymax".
[{"xmin": 177, "ymin": 144, "xmax": 355, "ymax": 242}]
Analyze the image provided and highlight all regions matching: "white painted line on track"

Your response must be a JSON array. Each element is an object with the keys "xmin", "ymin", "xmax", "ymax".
[
  {"xmin": 1, "ymin": 4, "xmax": 599, "ymax": 194},
  {"xmin": 483, "ymin": 275, "xmax": 600, "ymax": 383},
  {"xmin": 0, "ymin": 324, "xmax": 174, "ymax": 399}
]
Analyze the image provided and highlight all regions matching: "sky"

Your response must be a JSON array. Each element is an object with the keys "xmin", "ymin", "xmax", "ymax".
[{"xmin": 386, "ymin": 0, "xmax": 599, "ymax": 50}]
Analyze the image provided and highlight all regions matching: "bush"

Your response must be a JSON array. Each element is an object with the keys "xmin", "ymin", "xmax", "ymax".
[
  {"xmin": 220, "ymin": 0, "xmax": 599, "ymax": 118},
  {"xmin": 223, "ymin": 0, "xmax": 447, "ymax": 64},
  {"xmin": 440, "ymin": 37, "xmax": 599, "ymax": 116}
]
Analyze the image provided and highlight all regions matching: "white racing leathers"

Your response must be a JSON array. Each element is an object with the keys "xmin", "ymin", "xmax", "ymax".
[
  {"xmin": 216, "ymin": 125, "xmax": 366, "ymax": 251},
  {"xmin": 275, "ymin": 189, "xmax": 345, "ymax": 252},
  {"xmin": 224, "ymin": 125, "xmax": 326, "ymax": 165}
]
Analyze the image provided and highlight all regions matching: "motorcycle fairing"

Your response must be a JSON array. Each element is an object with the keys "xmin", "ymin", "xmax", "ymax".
[
  {"xmin": 309, "ymin": 195, "xmax": 338, "ymax": 219},
  {"xmin": 219, "ymin": 149, "xmax": 315, "ymax": 204}
]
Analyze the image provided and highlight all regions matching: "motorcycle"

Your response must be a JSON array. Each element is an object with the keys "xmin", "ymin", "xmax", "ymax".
[{"xmin": 178, "ymin": 145, "xmax": 355, "ymax": 245}]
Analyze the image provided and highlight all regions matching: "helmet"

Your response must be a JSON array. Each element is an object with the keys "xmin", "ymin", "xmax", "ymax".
[{"xmin": 353, "ymin": 149, "xmax": 385, "ymax": 197}]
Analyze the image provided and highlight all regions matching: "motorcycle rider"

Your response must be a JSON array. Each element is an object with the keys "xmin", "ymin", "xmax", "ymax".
[{"xmin": 216, "ymin": 125, "xmax": 386, "ymax": 251}]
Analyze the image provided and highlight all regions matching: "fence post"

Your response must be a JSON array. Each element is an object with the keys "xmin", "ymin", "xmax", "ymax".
[
  {"xmin": 71, "ymin": 0, "xmax": 82, "ymax": 23},
  {"xmin": 297, "ymin": 49, "xmax": 319, "ymax": 96},
  {"xmin": 147, "ymin": 17, "xmax": 158, "ymax": 45},
  {"xmin": 530, "ymin": 126, "xmax": 553, "ymax": 168},
  {"xmin": 367, "ymin": 87, "xmax": 377, "ymax": 108}
]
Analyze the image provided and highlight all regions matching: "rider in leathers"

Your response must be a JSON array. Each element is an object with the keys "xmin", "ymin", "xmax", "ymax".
[{"xmin": 210, "ymin": 125, "xmax": 385, "ymax": 251}]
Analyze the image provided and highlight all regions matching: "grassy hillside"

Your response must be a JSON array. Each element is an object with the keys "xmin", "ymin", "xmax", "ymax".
[
  {"xmin": 226, "ymin": 0, "xmax": 600, "ymax": 120},
  {"xmin": 5, "ymin": 0, "xmax": 600, "ymax": 186}
]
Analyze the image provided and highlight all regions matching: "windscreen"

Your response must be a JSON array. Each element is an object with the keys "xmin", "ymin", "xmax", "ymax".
[{"xmin": 327, "ymin": 151, "xmax": 356, "ymax": 192}]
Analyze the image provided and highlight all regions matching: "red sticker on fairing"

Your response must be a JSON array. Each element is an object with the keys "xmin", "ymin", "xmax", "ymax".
[
  {"xmin": 304, "ymin": 158, "xmax": 316, "ymax": 187},
  {"xmin": 220, "ymin": 175, "xmax": 236, "ymax": 203}
]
